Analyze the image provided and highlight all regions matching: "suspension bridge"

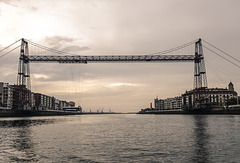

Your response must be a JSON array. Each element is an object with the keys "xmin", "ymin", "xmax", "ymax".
[{"xmin": 0, "ymin": 38, "xmax": 239, "ymax": 110}]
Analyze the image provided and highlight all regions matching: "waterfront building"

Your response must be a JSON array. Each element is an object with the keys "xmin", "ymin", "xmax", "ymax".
[
  {"xmin": 0, "ymin": 82, "xmax": 13, "ymax": 109},
  {"xmin": 34, "ymin": 93, "xmax": 45, "ymax": 111},
  {"xmin": 154, "ymin": 98, "xmax": 164, "ymax": 110},
  {"xmin": 59, "ymin": 100, "xmax": 66, "ymax": 110},
  {"xmin": 164, "ymin": 98, "xmax": 171, "ymax": 110},
  {"xmin": 34, "ymin": 93, "xmax": 55, "ymax": 111},
  {"xmin": 69, "ymin": 101, "xmax": 75, "ymax": 107},
  {"xmin": 59, "ymin": 100, "xmax": 75, "ymax": 110},
  {"xmin": 34, "ymin": 93, "xmax": 63, "ymax": 111},
  {"xmin": 182, "ymin": 82, "xmax": 238, "ymax": 108},
  {"xmin": 154, "ymin": 96, "xmax": 182, "ymax": 110},
  {"xmin": 53, "ymin": 98, "xmax": 60, "ymax": 110},
  {"xmin": 34, "ymin": 94, "xmax": 77, "ymax": 111},
  {"xmin": 63, "ymin": 106, "xmax": 82, "ymax": 112},
  {"xmin": 31, "ymin": 92, "xmax": 35, "ymax": 108},
  {"xmin": 164, "ymin": 96, "xmax": 182, "ymax": 110},
  {"xmin": 172, "ymin": 96, "xmax": 182, "ymax": 109},
  {"xmin": 46, "ymin": 95, "xmax": 53, "ymax": 110},
  {"xmin": 11, "ymin": 84, "xmax": 32, "ymax": 110},
  {"xmin": 0, "ymin": 81, "xmax": 78, "ymax": 111}
]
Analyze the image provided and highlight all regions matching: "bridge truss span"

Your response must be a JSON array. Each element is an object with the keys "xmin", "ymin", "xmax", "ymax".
[
  {"xmin": 28, "ymin": 54, "xmax": 195, "ymax": 63},
  {"xmin": 9, "ymin": 38, "xmax": 208, "ymax": 110}
]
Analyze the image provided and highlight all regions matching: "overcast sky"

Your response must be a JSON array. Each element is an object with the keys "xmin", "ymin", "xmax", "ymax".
[{"xmin": 0, "ymin": 0, "xmax": 240, "ymax": 112}]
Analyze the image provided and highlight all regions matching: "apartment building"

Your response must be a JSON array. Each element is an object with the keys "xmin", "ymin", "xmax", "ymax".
[{"xmin": 0, "ymin": 82, "xmax": 13, "ymax": 109}]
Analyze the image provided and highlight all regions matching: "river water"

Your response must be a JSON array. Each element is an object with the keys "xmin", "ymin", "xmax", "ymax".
[{"xmin": 0, "ymin": 114, "xmax": 240, "ymax": 162}]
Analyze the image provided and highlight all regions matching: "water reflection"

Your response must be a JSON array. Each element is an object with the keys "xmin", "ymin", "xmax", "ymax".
[
  {"xmin": 0, "ymin": 118, "xmax": 61, "ymax": 128},
  {"xmin": 192, "ymin": 115, "xmax": 210, "ymax": 163},
  {"xmin": 0, "ymin": 118, "xmax": 61, "ymax": 162},
  {"xmin": 11, "ymin": 123, "xmax": 37, "ymax": 162}
]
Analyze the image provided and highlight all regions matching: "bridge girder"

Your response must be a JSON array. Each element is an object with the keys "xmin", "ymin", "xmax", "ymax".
[{"xmin": 27, "ymin": 54, "xmax": 195, "ymax": 63}]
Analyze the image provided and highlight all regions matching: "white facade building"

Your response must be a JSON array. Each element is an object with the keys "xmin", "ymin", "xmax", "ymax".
[
  {"xmin": 0, "ymin": 82, "xmax": 13, "ymax": 109},
  {"xmin": 182, "ymin": 82, "xmax": 238, "ymax": 108},
  {"xmin": 154, "ymin": 96, "xmax": 182, "ymax": 110}
]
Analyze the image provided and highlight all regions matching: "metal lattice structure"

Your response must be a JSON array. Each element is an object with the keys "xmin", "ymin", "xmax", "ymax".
[
  {"xmin": 28, "ymin": 54, "xmax": 195, "ymax": 63},
  {"xmin": 15, "ymin": 38, "xmax": 208, "ymax": 110},
  {"xmin": 193, "ymin": 39, "xmax": 208, "ymax": 105},
  {"xmin": 17, "ymin": 38, "xmax": 31, "ymax": 89},
  {"xmin": 16, "ymin": 38, "xmax": 32, "ymax": 110},
  {"xmin": 194, "ymin": 38, "xmax": 207, "ymax": 89},
  {"xmin": 19, "ymin": 38, "xmax": 208, "ymax": 90}
]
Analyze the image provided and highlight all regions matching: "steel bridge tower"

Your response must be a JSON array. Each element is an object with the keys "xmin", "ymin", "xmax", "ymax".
[
  {"xmin": 18, "ymin": 38, "xmax": 31, "ymax": 88},
  {"xmin": 193, "ymin": 38, "xmax": 208, "ymax": 105},
  {"xmin": 194, "ymin": 38, "xmax": 207, "ymax": 89},
  {"xmin": 14, "ymin": 38, "xmax": 31, "ymax": 110}
]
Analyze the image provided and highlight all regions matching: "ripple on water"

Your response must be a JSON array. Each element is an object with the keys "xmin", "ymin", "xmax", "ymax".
[{"xmin": 0, "ymin": 114, "xmax": 240, "ymax": 162}]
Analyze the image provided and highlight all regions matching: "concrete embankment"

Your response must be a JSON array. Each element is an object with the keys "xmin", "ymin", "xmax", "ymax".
[
  {"xmin": 138, "ymin": 106, "xmax": 240, "ymax": 115},
  {"xmin": 138, "ymin": 109, "xmax": 185, "ymax": 114},
  {"xmin": 0, "ymin": 110, "xmax": 82, "ymax": 117}
]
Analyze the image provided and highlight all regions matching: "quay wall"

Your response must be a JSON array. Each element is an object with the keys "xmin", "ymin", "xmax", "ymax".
[
  {"xmin": 0, "ymin": 110, "xmax": 82, "ymax": 117},
  {"xmin": 138, "ymin": 106, "xmax": 240, "ymax": 115}
]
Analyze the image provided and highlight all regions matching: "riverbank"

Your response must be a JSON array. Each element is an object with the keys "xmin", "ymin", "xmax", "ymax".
[
  {"xmin": 0, "ymin": 110, "xmax": 125, "ymax": 118},
  {"xmin": 0, "ymin": 110, "xmax": 82, "ymax": 117},
  {"xmin": 138, "ymin": 106, "xmax": 240, "ymax": 115}
]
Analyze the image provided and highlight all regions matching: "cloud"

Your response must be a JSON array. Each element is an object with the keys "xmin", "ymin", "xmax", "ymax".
[
  {"xmin": 0, "ymin": 0, "xmax": 18, "ymax": 7},
  {"xmin": 110, "ymin": 82, "xmax": 137, "ymax": 87},
  {"xmin": 30, "ymin": 6, "xmax": 37, "ymax": 12},
  {"xmin": 44, "ymin": 36, "xmax": 74, "ymax": 49},
  {"xmin": 0, "ymin": 0, "xmax": 38, "ymax": 12},
  {"xmin": 61, "ymin": 46, "xmax": 90, "ymax": 53},
  {"xmin": 41, "ymin": 36, "xmax": 90, "ymax": 53},
  {"xmin": 32, "ymin": 74, "xmax": 50, "ymax": 80}
]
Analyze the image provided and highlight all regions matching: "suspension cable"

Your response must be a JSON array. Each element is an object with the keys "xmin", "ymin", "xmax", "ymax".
[
  {"xmin": 0, "ymin": 39, "xmax": 21, "ymax": 53},
  {"xmin": 203, "ymin": 45, "xmax": 240, "ymax": 69},
  {"xmin": 0, "ymin": 45, "xmax": 21, "ymax": 59},
  {"xmin": 151, "ymin": 39, "xmax": 198, "ymax": 55},
  {"xmin": 203, "ymin": 39, "xmax": 240, "ymax": 63},
  {"xmin": 26, "ymin": 38, "xmax": 198, "ymax": 56},
  {"xmin": 25, "ymin": 39, "xmax": 77, "ymax": 56},
  {"xmin": 205, "ymin": 61, "xmax": 226, "ymax": 83},
  {"xmin": 206, "ymin": 60, "xmax": 240, "ymax": 81}
]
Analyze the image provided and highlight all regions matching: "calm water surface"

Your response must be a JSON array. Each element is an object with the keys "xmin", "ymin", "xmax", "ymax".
[{"xmin": 0, "ymin": 114, "xmax": 240, "ymax": 162}]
